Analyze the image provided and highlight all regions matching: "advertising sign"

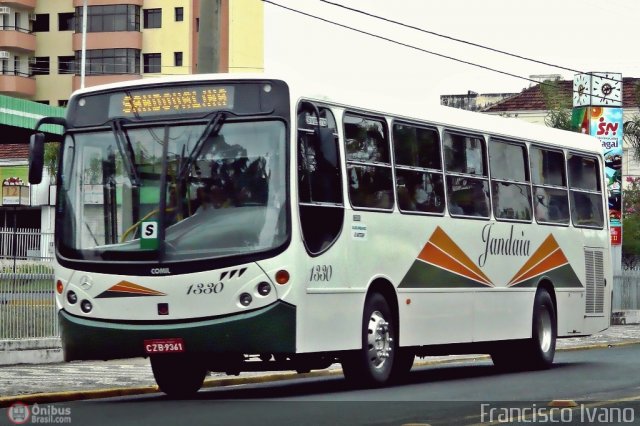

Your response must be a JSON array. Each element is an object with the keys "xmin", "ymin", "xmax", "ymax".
[{"xmin": 591, "ymin": 107, "xmax": 623, "ymax": 245}]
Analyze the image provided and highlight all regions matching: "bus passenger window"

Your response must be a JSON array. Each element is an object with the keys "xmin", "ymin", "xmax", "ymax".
[
  {"xmin": 489, "ymin": 139, "xmax": 531, "ymax": 222},
  {"xmin": 393, "ymin": 123, "xmax": 444, "ymax": 214},
  {"xmin": 568, "ymin": 153, "xmax": 604, "ymax": 228},
  {"xmin": 344, "ymin": 114, "xmax": 394, "ymax": 210},
  {"xmin": 530, "ymin": 147, "xmax": 569, "ymax": 225},
  {"xmin": 444, "ymin": 131, "xmax": 489, "ymax": 218}
]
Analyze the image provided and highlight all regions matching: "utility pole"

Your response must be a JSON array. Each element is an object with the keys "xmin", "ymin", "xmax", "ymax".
[
  {"xmin": 80, "ymin": 0, "xmax": 88, "ymax": 87},
  {"xmin": 197, "ymin": 0, "xmax": 221, "ymax": 73}
]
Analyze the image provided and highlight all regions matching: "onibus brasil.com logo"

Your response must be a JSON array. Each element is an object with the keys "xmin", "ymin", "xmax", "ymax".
[{"xmin": 7, "ymin": 402, "xmax": 71, "ymax": 424}]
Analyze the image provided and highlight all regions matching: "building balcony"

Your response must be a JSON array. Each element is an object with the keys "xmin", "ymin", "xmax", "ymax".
[
  {"xmin": 72, "ymin": 31, "xmax": 142, "ymax": 51},
  {"xmin": 0, "ymin": 73, "xmax": 36, "ymax": 97},
  {"xmin": 72, "ymin": 0, "xmax": 143, "ymax": 6},
  {"xmin": 72, "ymin": 74, "xmax": 140, "ymax": 92},
  {"xmin": 0, "ymin": 27, "xmax": 36, "ymax": 53},
  {"xmin": 0, "ymin": 0, "xmax": 36, "ymax": 8}
]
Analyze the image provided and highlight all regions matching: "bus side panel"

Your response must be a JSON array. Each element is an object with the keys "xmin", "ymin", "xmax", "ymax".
[
  {"xmin": 296, "ymin": 292, "xmax": 364, "ymax": 353},
  {"xmin": 556, "ymin": 290, "xmax": 588, "ymax": 336},
  {"xmin": 472, "ymin": 289, "xmax": 533, "ymax": 342},
  {"xmin": 398, "ymin": 290, "xmax": 474, "ymax": 346}
]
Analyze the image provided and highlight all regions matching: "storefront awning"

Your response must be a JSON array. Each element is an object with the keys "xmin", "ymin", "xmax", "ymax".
[{"xmin": 0, "ymin": 95, "xmax": 66, "ymax": 135}]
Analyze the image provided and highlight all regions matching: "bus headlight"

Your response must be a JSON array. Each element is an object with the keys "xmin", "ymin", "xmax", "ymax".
[
  {"xmin": 66, "ymin": 291, "xmax": 78, "ymax": 304},
  {"xmin": 80, "ymin": 300, "xmax": 93, "ymax": 313},
  {"xmin": 257, "ymin": 282, "xmax": 271, "ymax": 296},
  {"xmin": 239, "ymin": 293, "xmax": 252, "ymax": 306}
]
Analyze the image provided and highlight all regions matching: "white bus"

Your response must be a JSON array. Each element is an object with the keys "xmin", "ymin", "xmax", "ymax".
[{"xmin": 29, "ymin": 74, "xmax": 611, "ymax": 396}]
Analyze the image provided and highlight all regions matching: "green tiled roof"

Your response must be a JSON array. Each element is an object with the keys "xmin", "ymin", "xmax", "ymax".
[{"xmin": 0, "ymin": 95, "xmax": 66, "ymax": 134}]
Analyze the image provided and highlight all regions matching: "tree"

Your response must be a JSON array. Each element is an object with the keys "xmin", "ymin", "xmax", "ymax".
[
  {"xmin": 621, "ymin": 82, "xmax": 640, "ymax": 266},
  {"xmin": 540, "ymin": 79, "xmax": 572, "ymax": 130},
  {"xmin": 44, "ymin": 142, "xmax": 60, "ymax": 179},
  {"xmin": 623, "ymin": 177, "xmax": 640, "ymax": 268}
]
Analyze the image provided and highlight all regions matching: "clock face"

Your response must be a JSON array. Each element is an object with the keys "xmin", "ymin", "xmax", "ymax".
[
  {"xmin": 572, "ymin": 74, "xmax": 591, "ymax": 107},
  {"xmin": 591, "ymin": 73, "xmax": 622, "ymax": 106}
]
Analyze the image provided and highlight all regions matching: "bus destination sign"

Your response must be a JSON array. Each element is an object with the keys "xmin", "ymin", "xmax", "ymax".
[{"xmin": 108, "ymin": 85, "xmax": 235, "ymax": 118}]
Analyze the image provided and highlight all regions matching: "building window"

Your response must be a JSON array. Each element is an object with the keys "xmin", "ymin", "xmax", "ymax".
[
  {"xmin": 58, "ymin": 13, "xmax": 75, "ymax": 31},
  {"xmin": 75, "ymin": 49, "xmax": 140, "ymax": 75},
  {"xmin": 31, "ymin": 57, "xmax": 50, "ymax": 76},
  {"xmin": 174, "ymin": 52, "xmax": 183, "ymax": 67},
  {"xmin": 143, "ymin": 53, "xmax": 161, "ymax": 73},
  {"xmin": 75, "ymin": 5, "xmax": 140, "ymax": 32},
  {"xmin": 35, "ymin": 100, "xmax": 50, "ymax": 105},
  {"xmin": 33, "ymin": 14, "xmax": 49, "ymax": 32},
  {"xmin": 58, "ymin": 56, "xmax": 75, "ymax": 74},
  {"xmin": 175, "ymin": 7, "xmax": 184, "ymax": 22},
  {"xmin": 13, "ymin": 56, "xmax": 21, "ymax": 76},
  {"xmin": 143, "ymin": 9, "xmax": 162, "ymax": 29},
  {"xmin": 58, "ymin": 100, "xmax": 69, "ymax": 107}
]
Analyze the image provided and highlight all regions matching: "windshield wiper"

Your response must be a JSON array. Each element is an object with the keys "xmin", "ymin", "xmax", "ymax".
[
  {"xmin": 109, "ymin": 118, "xmax": 141, "ymax": 187},
  {"xmin": 178, "ymin": 111, "xmax": 227, "ymax": 182}
]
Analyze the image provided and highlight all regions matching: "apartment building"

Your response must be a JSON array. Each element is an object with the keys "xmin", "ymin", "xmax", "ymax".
[
  {"xmin": 0, "ymin": 0, "xmax": 263, "ymax": 234},
  {"xmin": 0, "ymin": 0, "xmax": 263, "ymax": 105}
]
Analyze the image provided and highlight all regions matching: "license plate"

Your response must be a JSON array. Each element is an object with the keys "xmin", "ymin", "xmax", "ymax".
[{"xmin": 144, "ymin": 338, "xmax": 185, "ymax": 354}]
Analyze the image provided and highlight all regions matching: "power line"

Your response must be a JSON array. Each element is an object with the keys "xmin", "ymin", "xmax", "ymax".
[
  {"xmin": 318, "ymin": 0, "xmax": 623, "ymax": 84},
  {"xmin": 263, "ymin": 0, "xmax": 620, "ymax": 103}
]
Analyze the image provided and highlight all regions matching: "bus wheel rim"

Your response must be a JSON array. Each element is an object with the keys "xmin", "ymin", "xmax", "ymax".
[
  {"xmin": 538, "ymin": 306, "xmax": 552, "ymax": 353},
  {"xmin": 367, "ymin": 310, "xmax": 392, "ymax": 369}
]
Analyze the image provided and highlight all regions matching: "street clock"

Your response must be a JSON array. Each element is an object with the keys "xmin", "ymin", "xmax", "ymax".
[
  {"xmin": 591, "ymin": 72, "xmax": 622, "ymax": 106},
  {"xmin": 572, "ymin": 73, "xmax": 591, "ymax": 107}
]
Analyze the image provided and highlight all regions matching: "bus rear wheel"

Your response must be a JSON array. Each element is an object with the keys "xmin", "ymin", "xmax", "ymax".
[
  {"xmin": 491, "ymin": 289, "xmax": 556, "ymax": 371},
  {"xmin": 342, "ymin": 292, "xmax": 398, "ymax": 386},
  {"xmin": 526, "ymin": 288, "xmax": 557, "ymax": 368},
  {"xmin": 151, "ymin": 354, "xmax": 207, "ymax": 398}
]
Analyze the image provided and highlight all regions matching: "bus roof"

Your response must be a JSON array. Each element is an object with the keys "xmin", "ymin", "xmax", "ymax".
[{"xmin": 69, "ymin": 73, "xmax": 603, "ymax": 156}]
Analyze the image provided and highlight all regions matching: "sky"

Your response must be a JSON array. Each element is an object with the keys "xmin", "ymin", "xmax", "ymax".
[{"xmin": 263, "ymin": 0, "xmax": 640, "ymax": 105}]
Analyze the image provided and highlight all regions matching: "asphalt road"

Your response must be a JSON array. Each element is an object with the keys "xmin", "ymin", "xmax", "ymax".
[{"xmin": 3, "ymin": 345, "xmax": 640, "ymax": 425}]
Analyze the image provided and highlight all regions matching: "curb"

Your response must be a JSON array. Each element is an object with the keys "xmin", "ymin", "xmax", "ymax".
[{"xmin": 1, "ymin": 339, "xmax": 639, "ymax": 408}]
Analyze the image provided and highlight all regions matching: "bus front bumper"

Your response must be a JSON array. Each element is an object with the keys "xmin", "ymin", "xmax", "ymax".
[{"xmin": 58, "ymin": 301, "xmax": 296, "ymax": 361}]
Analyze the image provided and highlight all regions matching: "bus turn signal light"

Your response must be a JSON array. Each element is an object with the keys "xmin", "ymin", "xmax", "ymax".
[
  {"xmin": 56, "ymin": 280, "xmax": 64, "ymax": 294},
  {"xmin": 275, "ymin": 270, "xmax": 289, "ymax": 285}
]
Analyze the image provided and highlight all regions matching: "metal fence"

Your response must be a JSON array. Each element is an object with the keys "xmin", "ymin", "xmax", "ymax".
[
  {"xmin": 0, "ymin": 227, "xmax": 57, "ymax": 340},
  {"xmin": 613, "ymin": 270, "xmax": 640, "ymax": 311}
]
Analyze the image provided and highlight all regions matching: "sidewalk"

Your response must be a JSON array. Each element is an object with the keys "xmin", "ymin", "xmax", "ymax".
[{"xmin": 1, "ymin": 324, "xmax": 640, "ymax": 404}]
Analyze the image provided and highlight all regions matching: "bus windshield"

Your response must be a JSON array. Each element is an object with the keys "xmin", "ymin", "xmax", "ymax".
[{"xmin": 58, "ymin": 118, "xmax": 288, "ymax": 263}]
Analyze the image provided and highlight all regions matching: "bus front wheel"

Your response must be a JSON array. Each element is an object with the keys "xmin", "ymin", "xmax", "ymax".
[
  {"xmin": 342, "ymin": 292, "xmax": 397, "ymax": 386},
  {"xmin": 151, "ymin": 354, "xmax": 207, "ymax": 398}
]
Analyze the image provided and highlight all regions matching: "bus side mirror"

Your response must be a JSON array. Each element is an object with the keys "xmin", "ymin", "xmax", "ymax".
[{"xmin": 29, "ymin": 133, "xmax": 45, "ymax": 184}]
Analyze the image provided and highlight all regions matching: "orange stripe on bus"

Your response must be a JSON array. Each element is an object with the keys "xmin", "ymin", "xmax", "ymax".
[
  {"xmin": 423, "ymin": 226, "xmax": 492, "ymax": 284},
  {"xmin": 508, "ymin": 248, "xmax": 568, "ymax": 286},
  {"xmin": 109, "ymin": 281, "xmax": 166, "ymax": 296},
  {"xmin": 420, "ymin": 242, "xmax": 493, "ymax": 286}
]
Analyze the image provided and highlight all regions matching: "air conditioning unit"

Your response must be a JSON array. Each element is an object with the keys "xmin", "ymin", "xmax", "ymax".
[
  {"xmin": 0, "ymin": 51, "xmax": 10, "ymax": 60},
  {"xmin": 29, "ymin": 13, "xmax": 37, "ymax": 21},
  {"xmin": 0, "ymin": 7, "xmax": 11, "ymax": 14}
]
